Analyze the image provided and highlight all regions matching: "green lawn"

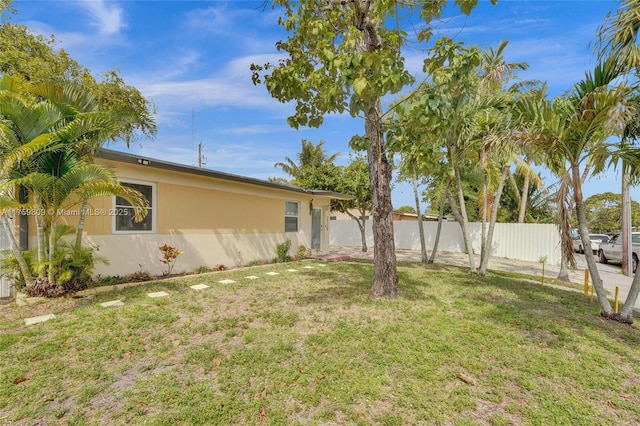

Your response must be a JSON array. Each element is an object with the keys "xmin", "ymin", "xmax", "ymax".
[{"xmin": 2, "ymin": 260, "xmax": 640, "ymax": 425}]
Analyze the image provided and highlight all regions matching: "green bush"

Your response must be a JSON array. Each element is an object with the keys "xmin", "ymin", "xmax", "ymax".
[
  {"xmin": 275, "ymin": 239, "xmax": 292, "ymax": 263},
  {"xmin": 296, "ymin": 245, "xmax": 312, "ymax": 259}
]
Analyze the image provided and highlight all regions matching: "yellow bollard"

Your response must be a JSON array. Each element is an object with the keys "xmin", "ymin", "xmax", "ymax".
[
  {"xmin": 584, "ymin": 269, "xmax": 589, "ymax": 296},
  {"xmin": 615, "ymin": 287, "xmax": 619, "ymax": 314}
]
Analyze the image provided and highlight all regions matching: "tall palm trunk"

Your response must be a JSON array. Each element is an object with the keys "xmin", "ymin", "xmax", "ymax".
[
  {"xmin": 518, "ymin": 169, "xmax": 530, "ymax": 223},
  {"xmin": 480, "ymin": 166, "xmax": 509, "ymax": 276},
  {"xmin": 572, "ymin": 164, "xmax": 613, "ymax": 317},
  {"xmin": 33, "ymin": 194, "xmax": 46, "ymax": 276},
  {"xmin": 452, "ymin": 161, "xmax": 476, "ymax": 273},
  {"xmin": 1, "ymin": 214, "xmax": 33, "ymax": 286},
  {"xmin": 429, "ymin": 178, "xmax": 451, "ymax": 264},
  {"xmin": 411, "ymin": 168, "xmax": 428, "ymax": 264},
  {"xmin": 74, "ymin": 199, "xmax": 89, "ymax": 249}
]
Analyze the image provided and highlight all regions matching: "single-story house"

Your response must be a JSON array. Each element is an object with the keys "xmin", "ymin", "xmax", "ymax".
[{"xmin": 21, "ymin": 149, "xmax": 352, "ymax": 278}]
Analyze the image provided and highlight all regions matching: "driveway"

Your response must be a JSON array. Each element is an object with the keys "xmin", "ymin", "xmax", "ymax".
[{"xmin": 329, "ymin": 246, "xmax": 639, "ymax": 311}]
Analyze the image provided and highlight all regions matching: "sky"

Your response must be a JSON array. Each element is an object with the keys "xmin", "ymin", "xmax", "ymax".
[{"xmin": 7, "ymin": 0, "xmax": 636, "ymax": 210}]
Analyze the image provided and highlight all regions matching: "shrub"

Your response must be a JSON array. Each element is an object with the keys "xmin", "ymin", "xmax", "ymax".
[
  {"xmin": 159, "ymin": 244, "xmax": 183, "ymax": 276},
  {"xmin": 194, "ymin": 266, "xmax": 211, "ymax": 274},
  {"xmin": 275, "ymin": 239, "xmax": 292, "ymax": 263},
  {"xmin": 296, "ymin": 245, "xmax": 312, "ymax": 259}
]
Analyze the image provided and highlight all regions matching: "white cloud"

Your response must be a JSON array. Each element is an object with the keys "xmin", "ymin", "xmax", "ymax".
[{"xmin": 77, "ymin": 0, "xmax": 125, "ymax": 35}]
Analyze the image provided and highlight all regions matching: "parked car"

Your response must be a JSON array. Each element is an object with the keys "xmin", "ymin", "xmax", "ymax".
[
  {"xmin": 598, "ymin": 232, "xmax": 640, "ymax": 273},
  {"xmin": 573, "ymin": 233, "xmax": 610, "ymax": 254}
]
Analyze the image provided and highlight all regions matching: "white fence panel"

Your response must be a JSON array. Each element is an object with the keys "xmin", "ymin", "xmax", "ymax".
[
  {"xmin": 330, "ymin": 220, "xmax": 561, "ymax": 265},
  {"xmin": 0, "ymin": 221, "xmax": 12, "ymax": 298}
]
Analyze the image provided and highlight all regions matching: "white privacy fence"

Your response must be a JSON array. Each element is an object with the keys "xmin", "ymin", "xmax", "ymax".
[
  {"xmin": 330, "ymin": 220, "xmax": 562, "ymax": 265},
  {"xmin": 0, "ymin": 222, "xmax": 12, "ymax": 298}
]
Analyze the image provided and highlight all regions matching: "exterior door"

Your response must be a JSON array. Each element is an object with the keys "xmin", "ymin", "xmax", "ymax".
[{"xmin": 311, "ymin": 207, "xmax": 322, "ymax": 251}]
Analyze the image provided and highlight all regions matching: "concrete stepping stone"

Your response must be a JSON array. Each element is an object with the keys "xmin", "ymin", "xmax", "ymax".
[
  {"xmin": 316, "ymin": 264, "xmax": 326, "ymax": 267},
  {"xmin": 100, "ymin": 300, "xmax": 124, "ymax": 308},
  {"xmin": 303, "ymin": 266, "xmax": 314, "ymax": 269},
  {"xmin": 265, "ymin": 272, "xmax": 279, "ymax": 276},
  {"xmin": 25, "ymin": 314, "xmax": 55, "ymax": 326},
  {"xmin": 218, "ymin": 279, "xmax": 236, "ymax": 284},
  {"xmin": 190, "ymin": 284, "xmax": 209, "ymax": 290},
  {"xmin": 147, "ymin": 291, "xmax": 169, "ymax": 298},
  {"xmin": 286, "ymin": 269, "xmax": 298, "ymax": 272},
  {"xmin": 245, "ymin": 276, "xmax": 259, "ymax": 280}
]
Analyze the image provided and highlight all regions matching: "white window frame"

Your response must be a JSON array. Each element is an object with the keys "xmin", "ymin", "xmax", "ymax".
[
  {"xmin": 112, "ymin": 179, "xmax": 157, "ymax": 234},
  {"xmin": 284, "ymin": 201, "xmax": 299, "ymax": 233}
]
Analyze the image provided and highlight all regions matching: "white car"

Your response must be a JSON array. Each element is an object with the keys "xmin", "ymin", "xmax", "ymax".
[{"xmin": 573, "ymin": 233, "xmax": 610, "ymax": 254}]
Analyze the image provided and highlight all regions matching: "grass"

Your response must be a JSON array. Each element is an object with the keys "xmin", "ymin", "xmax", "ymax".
[{"xmin": 2, "ymin": 259, "xmax": 640, "ymax": 425}]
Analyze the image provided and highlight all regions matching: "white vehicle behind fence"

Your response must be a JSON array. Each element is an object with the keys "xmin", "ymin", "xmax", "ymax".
[
  {"xmin": 573, "ymin": 233, "xmax": 610, "ymax": 254},
  {"xmin": 598, "ymin": 232, "xmax": 640, "ymax": 273}
]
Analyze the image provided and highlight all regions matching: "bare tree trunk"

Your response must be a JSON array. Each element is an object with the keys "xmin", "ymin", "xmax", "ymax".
[
  {"xmin": 33, "ymin": 194, "xmax": 46, "ymax": 278},
  {"xmin": 428, "ymin": 178, "xmax": 451, "ymax": 264},
  {"xmin": 572, "ymin": 164, "xmax": 613, "ymax": 317},
  {"xmin": 1, "ymin": 214, "xmax": 33, "ymax": 286},
  {"xmin": 479, "ymin": 166, "xmax": 509, "ymax": 276},
  {"xmin": 621, "ymin": 162, "xmax": 631, "ymax": 276},
  {"xmin": 557, "ymin": 256, "xmax": 570, "ymax": 282},
  {"xmin": 366, "ymin": 99, "xmax": 398, "ymax": 298},
  {"xmin": 47, "ymin": 219, "xmax": 56, "ymax": 283},
  {"xmin": 480, "ymin": 174, "xmax": 488, "ymax": 269},
  {"xmin": 411, "ymin": 169, "xmax": 428, "ymax": 264},
  {"xmin": 355, "ymin": 6, "xmax": 397, "ymax": 297},
  {"xmin": 74, "ymin": 199, "xmax": 89, "ymax": 250},
  {"xmin": 518, "ymin": 170, "xmax": 530, "ymax": 223},
  {"xmin": 345, "ymin": 209, "xmax": 367, "ymax": 252},
  {"xmin": 619, "ymin": 265, "xmax": 640, "ymax": 323},
  {"xmin": 452, "ymin": 161, "xmax": 476, "ymax": 273}
]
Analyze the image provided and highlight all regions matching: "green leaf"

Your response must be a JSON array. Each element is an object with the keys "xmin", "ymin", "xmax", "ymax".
[{"xmin": 353, "ymin": 78, "xmax": 368, "ymax": 95}]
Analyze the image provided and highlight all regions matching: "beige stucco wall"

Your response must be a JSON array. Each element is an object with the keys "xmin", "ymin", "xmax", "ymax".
[{"xmin": 52, "ymin": 158, "xmax": 335, "ymax": 276}]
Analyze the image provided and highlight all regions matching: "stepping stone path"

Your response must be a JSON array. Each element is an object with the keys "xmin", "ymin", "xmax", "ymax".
[
  {"xmin": 286, "ymin": 269, "xmax": 298, "ymax": 272},
  {"xmin": 100, "ymin": 300, "xmax": 124, "ymax": 308},
  {"xmin": 218, "ymin": 279, "xmax": 236, "ymax": 284},
  {"xmin": 24, "ymin": 314, "xmax": 56, "ymax": 326},
  {"xmin": 190, "ymin": 284, "xmax": 209, "ymax": 290},
  {"xmin": 303, "ymin": 266, "xmax": 314, "ymax": 269},
  {"xmin": 245, "ymin": 276, "xmax": 259, "ymax": 280},
  {"xmin": 266, "ymin": 272, "xmax": 279, "ymax": 276},
  {"xmin": 147, "ymin": 291, "xmax": 169, "ymax": 298}
]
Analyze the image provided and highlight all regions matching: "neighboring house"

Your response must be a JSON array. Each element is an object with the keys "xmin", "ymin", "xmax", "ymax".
[{"xmin": 22, "ymin": 149, "xmax": 351, "ymax": 278}]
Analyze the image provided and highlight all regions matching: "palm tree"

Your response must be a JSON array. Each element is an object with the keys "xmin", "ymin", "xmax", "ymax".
[
  {"xmin": 517, "ymin": 63, "xmax": 637, "ymax": 321},
  {"xmin": 12, "ymin": 149, "xmax": 148, "ymax": 283},
  {"xmin": 0, "ymin": 75, "xmax": 150, "ymax": 288},
  {"xmin": 275, "ymin": 139, "xmax": 339, "ymax": 189}
]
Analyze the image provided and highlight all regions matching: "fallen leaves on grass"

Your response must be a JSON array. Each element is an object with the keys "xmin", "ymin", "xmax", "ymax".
[{"xmin": 13, "ymin": 376, "xmax": 30, "ymax": 385}]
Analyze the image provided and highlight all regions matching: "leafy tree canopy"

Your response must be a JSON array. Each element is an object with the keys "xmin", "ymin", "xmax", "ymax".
[
  {"xmin": 0, "ymin": 18, "xmax": 156, "ymax": 145},
  {"xmin": 582, "ymin": 191, "xmax": 640, "ymax": 233}
]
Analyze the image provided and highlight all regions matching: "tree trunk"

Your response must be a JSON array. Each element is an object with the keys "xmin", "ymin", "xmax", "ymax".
[
  {"xmin": 74, "ymin": 199, "xmax": 89, "ymax": 250},
  {"xmin": 518, "ymin": 170, "xmax": 530, "ymax": 223},
  {"xmin": 34, "ymin": 194, "xmax": 46, "ymax": 277},
  {"xmin": 1, "ymin": 214, "xmax": 33, "ymax": 286},
  {"xmin": 366, "ymin": 99, "xmax": 398, "ymax": 298},
  {"xmin": 345, "ymin": 209, "xmax": 367, "ymax": 252},
  {"xmin": 429, "ymin": 178, "xmax": 451, "ymax": 264},
  {"xmin": 411, "ymin": 168, "xmax": 428, "ymax": 264},
  {"xmin": 618, "ymin": 269, "xmax": 640, "ymax": 323},
  {"xmin": 452, "ymin": 161, "xmax": 476, "ymax": 273},
  {"xmin": 48, "ymin": 219, "xmax": 56, "ymax": 283},
  {"xmin": 479, "ymin": 166, "xmax": 509, "ymax": 276},
  {"xmin": 621, "ymin": 162, "xmax": 632, "ymax": 276},
  {"xmin": 480, "ymin": 174, "xmax": 488, "ymax": 270},
  {"xmin": 572, "ymin": 164, "xmax": 613, "ymax": 316},
  {"xmin": 557, "ymin": 256, "xmax": 570, "ymax": 282}
]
